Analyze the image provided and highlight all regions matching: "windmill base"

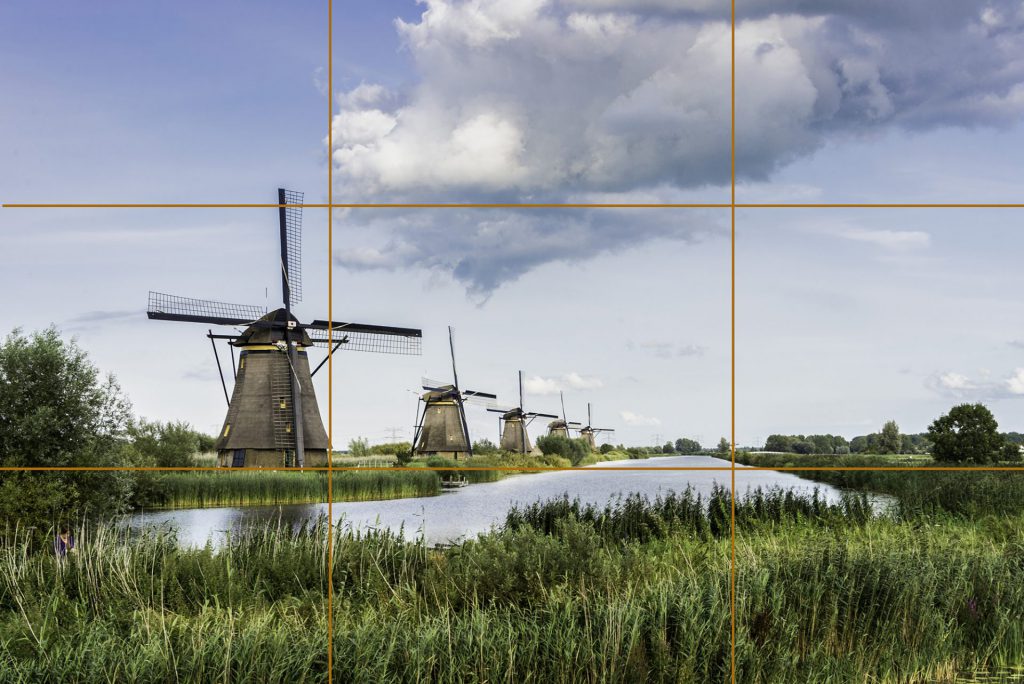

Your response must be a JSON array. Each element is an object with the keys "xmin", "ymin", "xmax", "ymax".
[{"xmin": 217, "ymin": 449, "xmax": 329, "ymax": 468}]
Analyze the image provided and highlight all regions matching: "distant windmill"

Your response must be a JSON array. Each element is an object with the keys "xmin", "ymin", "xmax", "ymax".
[
  {"xmin": 147, "ymin": 188, "xmax": 422, "ymax": 468},
  {"xmin": 546, "ymin": 391, "xmax": 582, "ymax": 439},
  {"xmin": 412, "ymin": 327, "xmax": 496, "ymax": 459},
  {"xmin": 486, "ymin": 371, "xmax": 559, "ymax": 453},
  {"xmin": 578, "ymin": 402, "xmax": 615, "ymax": 450}
]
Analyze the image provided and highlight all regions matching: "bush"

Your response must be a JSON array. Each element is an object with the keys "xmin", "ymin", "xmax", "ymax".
[
  {"xmin": 599, "ymin": 443, "xmax": 614, "ymax": 454},
  {"xmin": 472, "ymin": 438, "xmax": 500, "ymax": 455},
  {"xmin": 129, "ymin": 419, "xmax": 207, "ymax": 468},
  {"xmin": 536, "ymin": 435, "xmax": 590, "ymax": 466},
  {"xmin": 348, "ymin": 437, "xmax": 370, "ymax": 457}
]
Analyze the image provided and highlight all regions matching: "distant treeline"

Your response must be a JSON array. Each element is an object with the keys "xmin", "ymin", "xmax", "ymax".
[{"xmin": 761, "ymin": 432, "xmax": 931, "ymax": 455}]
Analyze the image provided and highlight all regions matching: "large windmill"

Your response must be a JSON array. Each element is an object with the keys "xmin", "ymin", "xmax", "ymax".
[
  {"xmin": 486, "ymin": 371, "xmax": 558, "ymax": 453},
  {"xmin": 546, "ymin": 391, "xmax": 582, "ymax": 439},
  {"xmin": 412, "ymin": 327, "xmax": 495, "ymax": 459},
  {"xmin": 578, "ymin": 402, "xmax": 615, "ymax": 450},
  {"xmin": 147, "ymin": 188, "xmax": 422, "ymax": 468}
]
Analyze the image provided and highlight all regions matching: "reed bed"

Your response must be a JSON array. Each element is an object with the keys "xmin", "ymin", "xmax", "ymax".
[
  {"xmin": 143, "ymin": 470, "xmax": 440, "ymax": 509},
  {"xmin": 5, "ymin": 485, "xmax": 1024, "ymax": 681}
]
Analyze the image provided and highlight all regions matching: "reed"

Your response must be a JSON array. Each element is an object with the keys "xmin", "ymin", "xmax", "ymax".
[{"xmin": 139, "ymin": 469, "xmax": 440, "ymax": 509}]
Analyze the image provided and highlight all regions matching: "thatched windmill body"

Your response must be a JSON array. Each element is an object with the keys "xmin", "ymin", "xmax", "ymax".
[
  {"xmin": 578, "ymin": 402, "xmax": 615, "ymax": 450},
  {"xmin": 412, "ymin": 327, "xmax": 495, "ymax": 460},
  {"xmin": 147, "ymin": 189, "xmax": 422, "ymax": 468},
  {"xmin": 487, "ymin": 371, "xmax": 558, "ymax": 453},
  {"xmin": 546, "ymin": 391, "xmax": 582, "ymax": 439}
]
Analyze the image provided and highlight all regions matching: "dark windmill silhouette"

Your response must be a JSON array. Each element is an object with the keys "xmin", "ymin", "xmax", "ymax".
[
  {"xmin": 578, "ymin": 402, "xmax": 614, "ymax": 450},
  {"xmin": 147, "ymin": 188, "xmax": 422, "ymax": 468},
  {"xmin": 412, "ymin": 327, "xmax": 495, "ymax": 459},
  {"xmin": 546, "ymin": 391, "xmax": 582, "ymax": 439},
  {"xmin": 486, "ymin": 371, "xmax": 558, "ymax": 453}
]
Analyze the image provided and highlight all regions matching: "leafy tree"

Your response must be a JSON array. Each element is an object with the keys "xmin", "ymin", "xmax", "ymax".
[
  {"xmin": 675, "ymin": 438, "xmax": 701, "ymax": 454},
  {"xmin": 849, "ymin": 435, "xmax": 868, "ymax": 453},
  {"xmin": 370, "ymin": 441, "xmax": 414, "ymax": 456},
  {"xmin": 347, "ymin": 437, "xmax": 370, "ymax": 457},
  {"xmin": 536, "ymin": 435, "xmax": 590, "ymax": 465},
  {"xmin": 129, "ymin": 419, "xmax": 204, "ymax": 468},
  {"xmin": 1001, "ymin": 441, "xmax": 1022, "ymax": 462},
  {"xmin": 717, "ymin": 437, "xmax": 730, "ymax": 454},
  {"xmin": 599, "ymin": 443, "xmax": 614, "ymax": 454},
  {"xmin": 0, "ymin": 327, "xmax": 134, "ymax": 527},
  {"xmin": 879, "ymin": 420, "xmax": 901, "ymax": 454},
  {"xmin": 792, "ymin": 440, "xmax": 815, "ymax": 455},
  {"xmin": 835, "ymin": 446, "xmax": 851, "ymax": 455},
  {"xmin": 764, "ymin": 434, "xmax": 795, "ymax": 452},
  {"xmin": 927, "ymin": 404, "xmax": 1005, "ymax": 464},
  {"xmin": 662, "ymin": 442, "xmax": 675, "ymax": 454},
  {"xmin": 470, "ymin": 438, "xmax": 499, "ymax": 455}
]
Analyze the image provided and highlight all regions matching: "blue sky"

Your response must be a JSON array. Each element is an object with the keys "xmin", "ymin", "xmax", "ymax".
[{"xmin": 3, "ymin": 1, "xmax": 1024, "ymax": 448}]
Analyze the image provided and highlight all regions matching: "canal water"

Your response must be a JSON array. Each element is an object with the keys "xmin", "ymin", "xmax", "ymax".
[{"xmin": 124, "ymin": 455, "xmax": 857, "ymax": 547}]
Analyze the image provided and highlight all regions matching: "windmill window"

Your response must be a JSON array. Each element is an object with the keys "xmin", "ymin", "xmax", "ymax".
[
  {"xmin": 286, "ymin": 425, "xmax": 292, "ymax": 433},
  {"xmin": 231, "ymin": 449, "xmax": 245, "ymax": 468},
  {"xmin": 222, "ymin": 424, "xmax": 231, "ymax": 437},
  {"xmin": 280, "ymin": 400, "xmax": 287, "ymax": 409}
]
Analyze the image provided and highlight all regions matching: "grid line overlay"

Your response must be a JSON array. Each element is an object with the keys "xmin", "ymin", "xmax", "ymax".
[{"xmin": 0, "ymin": 3, "xmax": 1020, "ymax": 684}]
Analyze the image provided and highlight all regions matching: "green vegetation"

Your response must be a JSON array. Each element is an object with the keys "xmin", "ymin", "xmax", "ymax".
[
  {"xmin": 928, "ymin": 403, "xmax": 1021, "ymax": 463},
  {"xmin": 8, "ymin": 480, "xmax": 1024, "ymax": 682},
  {"xmin": 134, "ymin": 470, "xmax": 440, "ymax": 509},
  {"xmin": 535, "ymin": 434, "xmax": 591, "ymax": 465},
  {"xmin": 0, "ymin": 520, "xmax": 329, "ymax": 681}
]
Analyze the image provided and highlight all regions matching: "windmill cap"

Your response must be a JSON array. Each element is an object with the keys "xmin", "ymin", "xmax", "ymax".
[
  {"xmin": 422, "ymin": 385, "xmax": 459, "ymax": 401},
  {"xmin": 233, "ymin": 308, "xmax": 312, "ymax": 346}
]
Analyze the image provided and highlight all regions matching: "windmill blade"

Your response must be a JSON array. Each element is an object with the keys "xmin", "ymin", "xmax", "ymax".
[
  {"xmin": 527, "ymin": 412, "xmax": 560, "ymax": 419},
  {"xmin": 306, "ymin": 320, "xmax": 422, "ymax": 355},
  {"xmin": 278, "ymin": 188, "xmax": 303, "ymax": 307},
  {"xmin": 591, "ymin": 428, "xmax": 615, "ymax": 433},
  {"xmin": 462, "ymin": 390, "xmax": 497, "ymax": 400},
  {"xmin": 421, "ymin": 376, "xmax": 449, "ymax": 391},
  {"xmin": 147, "ymin": 291, "xmax": 266, "ymax": 326},
  {"xmin": 567, "ymin": 421, "xmax": 583, "ymax": 427},
  {"xmin": 462, "ymin": 390, "xmax": 498, "ymax": 408},
  {"xmin": 487, "ymin": 405, "xmax": 517, "ymax": 414}
]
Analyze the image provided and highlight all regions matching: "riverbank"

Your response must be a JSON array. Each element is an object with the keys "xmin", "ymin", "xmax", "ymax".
[
  {"xmin": 5, "ymin": 485, "xmax": 1024, "ymax": 681},
  {"xmin": 139, "ymin": 449, "xmax": 656, "ymax": 509}
]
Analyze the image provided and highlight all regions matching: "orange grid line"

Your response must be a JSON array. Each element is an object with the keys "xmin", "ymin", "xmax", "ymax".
[{"xmin": 7, "ymin": 202, "xmax": 1024, "ymax": 209}]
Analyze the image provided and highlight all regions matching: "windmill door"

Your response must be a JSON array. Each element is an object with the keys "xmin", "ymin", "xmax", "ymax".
[{"xmin": 231, "ymin": 449, "xmax": 245, "ymax": 467}]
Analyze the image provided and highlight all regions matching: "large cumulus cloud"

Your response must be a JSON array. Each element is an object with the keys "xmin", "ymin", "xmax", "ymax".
[{"xmin": 331, "ymin": 0, "xmax": 1024, "ymax": 294}]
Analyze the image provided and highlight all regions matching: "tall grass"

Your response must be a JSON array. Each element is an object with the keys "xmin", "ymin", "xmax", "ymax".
[
  {"xmin": 141, "ymin": 470, "xmax": 439, "ymax": 509},
  {"xmin": 6, "ymin": 483, "xmax": 1024, "ymax": 681}
]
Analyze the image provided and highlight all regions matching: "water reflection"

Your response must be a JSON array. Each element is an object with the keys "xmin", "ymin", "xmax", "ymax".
[{"xmin": 124, "ymin": 456, "xmax": 854, "ymax": 547}]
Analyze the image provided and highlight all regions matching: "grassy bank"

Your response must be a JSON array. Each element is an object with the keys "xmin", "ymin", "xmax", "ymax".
[
  {"xmin": 138, "ymin": 469, "xmax": 440, "ymax": 509},
  {"xmin": 7, "ymin": 479, "xmax": 1023, "ymax": 681}
]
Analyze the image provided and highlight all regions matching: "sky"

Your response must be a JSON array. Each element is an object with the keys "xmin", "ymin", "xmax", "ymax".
[{"xmin": 2, "ymin": 0, "xmax": 1024, "ymax": 448}]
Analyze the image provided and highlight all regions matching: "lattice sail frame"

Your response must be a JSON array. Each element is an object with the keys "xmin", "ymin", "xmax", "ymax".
[
  {"xmin": 147, "ymin": 291, "xmax": 266, "ymax": 325},
  {"xmin": 280, "ymin": 188, "xmax": 303, "ymax": 304},
  {"xmin": 307, "ymin": 325, "xmax": 422, "ymax": 355}
]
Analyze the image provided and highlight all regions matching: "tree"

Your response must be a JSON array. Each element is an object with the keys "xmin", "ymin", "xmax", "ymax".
[
  {"xmin": 927, "ymin": 404, "xmax": 1005, "ymax": 464},
  {"xmin": 792, "ymin": 440, "xmax": 815, "ymax": 455},
  {"xmin": 599, "ymin": 443, "xmax": 614, "ymax": 454},
  {"xmin": 879, "ymin": 420, "xmax": 901, "ymax": 454},
  {"xmin": 129, "ymin": 419, "xmax": 204, "ymax": 468},
  {"xmin": 347, "ymin": 437, "xmax": 370, "ymax": 457},
  {"xmin": 0, "ymin": 328, "xmax": 135, "ymax": 527},
  {"xmin": 536, "ymin": 435, "xmax": 589, "ymax": 465},
  {"xmin": 471, "ymin": 438, "xmax": 499, "ymax": 455},
  {"xmin": 849, "ymin": 436, "xmax": 868, "ymax": 453},
  {"xmin": 662, "ymin": 442, "xmax": 675, "ymax": 454},
  {"xmin": 675, "ymin": 438, "xmax": 701, "ymax": 454},
  {"xmin": 764, "ymin": 435, "xmax": 795, "ymax": 452},
  {"xmin": 717, "ymin": 437, "xmax": 730, "ymax": 454}
]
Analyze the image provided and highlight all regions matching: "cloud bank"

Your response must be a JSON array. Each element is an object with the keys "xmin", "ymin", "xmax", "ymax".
[{"xmin": 331, "ymin": 0, "xmax": 1024, "ymax": 293}]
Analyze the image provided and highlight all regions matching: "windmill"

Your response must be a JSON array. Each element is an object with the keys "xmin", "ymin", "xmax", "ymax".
[
  {"xmin": 546, "ymin": 391, "xmax": 582, "ymax": 439},
  {"xmin": 412, "ymin": 327, "xmax": 495, "ymax": 459},
  {"xmin": 486, "ymin": 371, "xmax": 558, "ymax": 453},
  {"xmin": 578, "ymin": 402, "xmax": 615, "ymax": 450},
  {"xmin": 146, "ymin": 188, "xmax": 422, "ymax": 468}
]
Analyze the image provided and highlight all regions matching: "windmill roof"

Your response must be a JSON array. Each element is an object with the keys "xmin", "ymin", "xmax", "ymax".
[
  {"xmin": 422, "ymin": 385, "xmax": 459, "ymax": 401},
  {"xmin": 233, "ymin": 308, "xmax": 312, "ymax": 346}
]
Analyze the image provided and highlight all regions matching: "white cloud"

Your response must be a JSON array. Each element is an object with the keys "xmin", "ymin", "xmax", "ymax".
[
  {"xmin": 834, "ymin": 228, "xmax": 931, "ymax": 250},
  {"xmin": 939, "ymin": 372, "xmax": 972, "ymax": 390},
  {"xmin": 1006, "ymin": 369, "xmax": 1024, "ymax": 395},
  {"xmin": 620, "ymin": 410, "xmax": 661, "ymax": 426},
  {"xmin": 524, "ymin": 372, "xmax": 605, "ymax": 395},
  {"xmin": 523, "ymin": 375, "xmax": 562, "ymax": 395}
]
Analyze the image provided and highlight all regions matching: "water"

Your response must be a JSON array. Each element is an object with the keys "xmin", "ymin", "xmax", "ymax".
[{"xmin": 123, "ymin": 456, "xmax": 856, "ymax": 547}]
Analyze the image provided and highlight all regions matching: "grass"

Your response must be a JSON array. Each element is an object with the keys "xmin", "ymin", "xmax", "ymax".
[
  {"xmin": 7, "ymin": 471, "xmax": 1024, "ymax": 680},
  {"xmin": 138, "ymin": 470, "xmax": 440, "ymax": 509}
]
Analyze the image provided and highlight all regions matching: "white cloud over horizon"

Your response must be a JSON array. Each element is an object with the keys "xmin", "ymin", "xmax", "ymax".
[{"xmin": 620, "ymin": 410, "xmax": 661, "ymax": 427}]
